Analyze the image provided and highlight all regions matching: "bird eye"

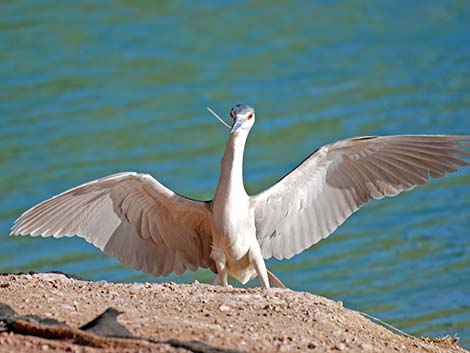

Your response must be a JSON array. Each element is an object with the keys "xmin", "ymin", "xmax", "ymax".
[{"xmin": 247, "ymin": 113, "xmax": 253, "ymax": 120}]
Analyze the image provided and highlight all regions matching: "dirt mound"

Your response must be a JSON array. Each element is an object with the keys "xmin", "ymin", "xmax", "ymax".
[{"xmin": 0, "ymin": 273, "xmax": 466, "ymax": 353}]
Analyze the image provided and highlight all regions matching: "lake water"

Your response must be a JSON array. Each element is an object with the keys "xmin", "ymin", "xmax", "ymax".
[{"xmin": 1, "ymin": 0, "xmax": 469, "ymax": 347}]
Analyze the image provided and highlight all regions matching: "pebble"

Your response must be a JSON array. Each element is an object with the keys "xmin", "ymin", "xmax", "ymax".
[
  {"xmin": 61, "ymin": 304, "xmax": 74, "ymax": 311},
  {"xmin": 42, "ymin": 273, "xmax": 68, "ymax": 282},
  {"xmin": 41, "ymin": 344, "xmax": 49, "ymax": 350},
  {"xmin": 219, "ymin": 304, "xmax": 231, "ymax": 311},
  {"xmin": 307, "ymin": 342, "xmax": 318, "ymax": 349},
  {"xmin": 360, "ymin": 343, "xmax": 373, "ymax": 350},
  {"xmin": 335, "ymin": 342, "xmax": 346, "ymax": 350}
]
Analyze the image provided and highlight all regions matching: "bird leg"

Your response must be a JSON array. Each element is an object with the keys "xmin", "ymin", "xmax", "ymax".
[
  {"xmin": 249, "ymin": 247, "xmax": 270, "ymax": 289},
  {"xmin": 211, "ymin": 247, "xmax": 229, "ymax": 286},
  {"xmin": 215, "ymin": 263, "xmax": 228, "ymax": 286}
]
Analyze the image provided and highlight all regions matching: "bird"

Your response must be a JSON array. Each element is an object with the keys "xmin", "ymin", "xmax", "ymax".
[
  {"xmin": 10, "ymin": 104, "xmax": 470, "ymax": 289},
  {"xmin": 79, "ymin": 307, "xmax": 132, "ymax": 337}
]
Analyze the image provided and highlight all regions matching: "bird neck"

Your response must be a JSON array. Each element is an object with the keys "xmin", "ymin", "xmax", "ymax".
[{"xmin": 215, "ymin": 132, "xmax": 248, "ymax": 200}]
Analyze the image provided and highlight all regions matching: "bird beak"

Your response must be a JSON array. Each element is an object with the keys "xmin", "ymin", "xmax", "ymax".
[{"xmin": 230, "ymin": 117, "xmax": 245, "ymax": 134}]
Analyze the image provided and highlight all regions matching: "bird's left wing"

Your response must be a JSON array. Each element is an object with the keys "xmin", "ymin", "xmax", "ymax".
[
  {"xmin": 251, "ymin": 135, "xmax": 469, "ymax": 260},
  {"xmin": 10, "ymin": 172, "xmax": 215, "ymax": 276}
]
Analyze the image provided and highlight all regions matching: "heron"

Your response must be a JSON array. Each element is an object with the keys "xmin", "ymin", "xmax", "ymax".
[{"xmin": 10, "ymin": 104, "xmax": 470, "ymax": 289}]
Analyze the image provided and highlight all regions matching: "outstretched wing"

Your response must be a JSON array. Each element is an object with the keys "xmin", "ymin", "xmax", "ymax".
[
  {"xmin": 251, "ymin": 135, "xmax": 469, "ymax": 260},
  {"xmin": 11, "ymin": 172, "xmax": 215, "ymax": 276}
]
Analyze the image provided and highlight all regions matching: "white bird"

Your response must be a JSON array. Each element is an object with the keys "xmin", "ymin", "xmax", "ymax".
[{"xmin": 10, "ymin": 104, "xmax": 470, "ymax": 289}]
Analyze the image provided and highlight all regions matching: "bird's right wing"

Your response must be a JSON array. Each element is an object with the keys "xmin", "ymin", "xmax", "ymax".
[
  {"xmin": 11, "ymin": 172, "xmax": 215, "ymax": 276},
  {"xmin": 251, "ymin": 135, "xmax": 469, "ymax": 260}
]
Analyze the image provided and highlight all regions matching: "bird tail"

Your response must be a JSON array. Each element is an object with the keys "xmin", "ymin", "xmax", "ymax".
[{"xmin": 267, "ymin": 270, "xmax": 286, "ymax": 288}]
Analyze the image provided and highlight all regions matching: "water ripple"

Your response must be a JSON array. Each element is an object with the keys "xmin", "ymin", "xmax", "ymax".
[{"xmin": 1, "ymin": 0, "xmax": 469, "ymax": 347}]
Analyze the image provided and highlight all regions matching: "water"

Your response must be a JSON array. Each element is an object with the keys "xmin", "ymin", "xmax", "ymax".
[{"xmin": 1, "ymin": 0, "xmax": 469, "ymax": 346}]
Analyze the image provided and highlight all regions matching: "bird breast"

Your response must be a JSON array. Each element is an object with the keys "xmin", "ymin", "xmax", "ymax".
[{"xmin": 211, "ymin": 196, "xmax": 256, "ymax": 262}]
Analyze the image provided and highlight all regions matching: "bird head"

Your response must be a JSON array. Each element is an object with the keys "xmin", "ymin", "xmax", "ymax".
[
  {"xmin": 103, "ymin": 307, "xmax": 124, "ymax": 317},
  {"xmin": 230, "ymin": 104, "xmax": 255, "ymax": 134}
]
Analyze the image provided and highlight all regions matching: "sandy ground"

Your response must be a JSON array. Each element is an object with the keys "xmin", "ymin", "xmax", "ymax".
[{"xmin": 0, "ymin": 273, "xmax": 466, "ymax": 353}]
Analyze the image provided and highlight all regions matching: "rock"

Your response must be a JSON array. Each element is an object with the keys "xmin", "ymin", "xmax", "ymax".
[
  {"xmin": 79, "ymin": 308, "xmax": 132, "ymax": 338},
  {"xmin": 335, "ymin": 342, "xmax": 346, "ymax": 350},
  {"xmin": 41, "ymin": 273, "xmax": 69, "ymax": 282},
  {"xmin": 308, "ymin": 342, "xmax": 318, "ymax": 349},
  {"xmin": 360, "ymin": 342, "xmax": 373, "ymax": 351},
  {"xmin": 219, "ymin": 304, "xmax": 231, "ymax": 312}
]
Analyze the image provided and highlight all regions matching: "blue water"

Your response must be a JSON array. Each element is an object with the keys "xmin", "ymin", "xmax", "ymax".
[{"xmin": 1, "ymin": 0, "xmax": 469, "ymax": 347}]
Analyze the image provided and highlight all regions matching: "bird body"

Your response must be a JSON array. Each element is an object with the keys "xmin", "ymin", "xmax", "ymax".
[
  {"xmin": 10, "ymin": 104, "xmax": 470, "ymax": 289},
  {"xmin": 211, "ymin": 124, "xmax": 267, "ymax": 286}
]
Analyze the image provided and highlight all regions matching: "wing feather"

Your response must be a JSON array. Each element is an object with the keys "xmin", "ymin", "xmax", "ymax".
[
  {"xmin": 252, "ymin": 135, "xmax": 469, "ymax": 260},
  {"xmin": 10, "ymin": 172, "xmax": 215, "ymax": 276}
]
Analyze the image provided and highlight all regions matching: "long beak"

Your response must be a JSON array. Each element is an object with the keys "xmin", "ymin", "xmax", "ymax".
[{"xmin": 230, "ymin": 117, "xmax": 245, "ymax": 133}]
